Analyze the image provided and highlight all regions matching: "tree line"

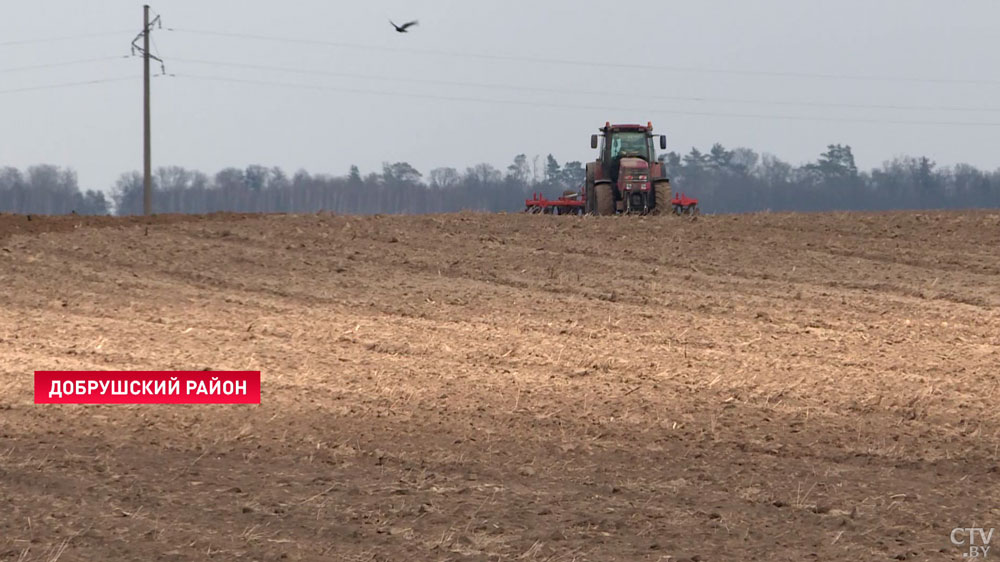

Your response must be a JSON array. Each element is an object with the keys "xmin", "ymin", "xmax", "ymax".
[
  {"xmin": 0, "ymin": 165, "xmax": 110, "ymax": 215},
  {"xmin": 2, "ymin": 145, "xmax": 999, "ymax": 216},
  {"xmin": 662, "ymin": 144, "xmax": 1000, "ymax": 213}
]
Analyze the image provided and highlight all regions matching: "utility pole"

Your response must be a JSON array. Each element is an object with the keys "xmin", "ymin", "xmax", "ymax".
[
  {"xmin": 132, "ymin": 5, "xmax": 162, "ymax": 215},
  {"xmin": 143, "ymin": 4, "xmax": 151, "ymax": 216}
]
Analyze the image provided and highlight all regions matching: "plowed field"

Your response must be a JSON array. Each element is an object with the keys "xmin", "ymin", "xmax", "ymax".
[{"xmin": 1, "ymin": 211, "xmax": 998, "ymax": 561}]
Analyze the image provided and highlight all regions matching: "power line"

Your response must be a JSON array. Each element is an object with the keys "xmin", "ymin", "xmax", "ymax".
[
  {"xmin": 0, "ymin": 76, "xmax": 138, "ymax": 95},
  {"xmin": 170, "ymin": 73, "xmax": 1000, "ymax": 128},
  {"xmin": 167, "ymin": 27, "xmax": 1000, "ymax": 87},
  {"xmin": 171, "ymin": 57, "xmax": 1000, "ymax": 115},
  {"xmin": 0, "ymin": 30, "xmax": 132, "ymax": 48},
  {"xmin": 0, "ymin": 56, "xmax": 131, "ymax": 75}
]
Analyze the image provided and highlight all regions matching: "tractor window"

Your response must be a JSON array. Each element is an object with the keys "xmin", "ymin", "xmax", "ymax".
[{"xmin": 609, "ymin": 132, "xmax": 649, "ymax": 160}]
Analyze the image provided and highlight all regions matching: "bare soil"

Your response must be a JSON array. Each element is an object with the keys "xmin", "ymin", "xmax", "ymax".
[{"xmin": 1, "ymin": 210, "xmax": 998, "ymax": 561}]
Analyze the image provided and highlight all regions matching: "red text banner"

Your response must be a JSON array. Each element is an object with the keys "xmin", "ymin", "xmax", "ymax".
[{"xmin": 34, "ymin": 371, "xmax": 261, "ymax": 404}]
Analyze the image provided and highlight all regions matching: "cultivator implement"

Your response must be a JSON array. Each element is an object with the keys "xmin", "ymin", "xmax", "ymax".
[
  {"xmin": 524, "ymin": 190, "xmax": 700, "ymax": 215},
  {"xmin": 670, "ymin": 193, "xmax": 699, "ymax": 215},
  {"xmin": 524, "ymin": 192, "xmax": 586, "ymax": 215}
]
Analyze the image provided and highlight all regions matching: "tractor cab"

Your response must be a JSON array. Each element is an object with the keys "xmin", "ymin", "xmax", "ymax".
[
  {"xmin": 600, "ymin": 126, "xmax": 652, "ymax": 176},
  {"xmin": 591, "ymin": 123, "xmax": 665, "ymax": 179}
]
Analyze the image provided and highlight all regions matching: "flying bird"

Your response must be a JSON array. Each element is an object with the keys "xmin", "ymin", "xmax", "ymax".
[{"xmin": 390, "ymin": 19, "xmax": 418, "ymax": 33}]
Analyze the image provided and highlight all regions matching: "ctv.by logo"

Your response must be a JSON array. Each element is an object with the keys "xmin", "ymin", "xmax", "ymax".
[{"xmin": 952, "ymin": 527, "xmax": 995, "ymax": 558}]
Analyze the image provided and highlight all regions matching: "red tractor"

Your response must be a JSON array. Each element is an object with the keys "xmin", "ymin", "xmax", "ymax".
[
  {"xmin": 587, "ymin": 122, "xmax": 674, "ymax": 216},
  {"xmin": 525, "ymin": 121, "xmax": 698, "ymax": 215}
]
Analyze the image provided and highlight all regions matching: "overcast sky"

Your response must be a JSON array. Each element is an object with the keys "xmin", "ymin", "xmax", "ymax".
[{"xmin": 2, "ymin": 0, "xmax": 999, "ymax": 190}]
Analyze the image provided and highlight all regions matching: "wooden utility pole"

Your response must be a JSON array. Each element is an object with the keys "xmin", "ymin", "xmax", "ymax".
[{"xmin": 143, "ymin": 4, "xmax": 152, "ymax": 216}]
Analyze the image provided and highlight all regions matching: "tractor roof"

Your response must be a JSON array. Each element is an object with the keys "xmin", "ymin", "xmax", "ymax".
[{"xmin": 601, "ymin": 121, "xmax": 653, "ymax": 132}]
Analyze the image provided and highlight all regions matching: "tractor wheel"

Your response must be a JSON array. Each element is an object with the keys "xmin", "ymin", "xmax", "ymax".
[
  {"xmin": 584, "ymin": 162, "xmax": 597, "ymax": 214},
  {"xmin": 652, "ymin": 181, "xmax": 671, "ymax": 215},
  {"xmin": 594, "ymin": 182, "xmax": 615, "ymax": 216}
]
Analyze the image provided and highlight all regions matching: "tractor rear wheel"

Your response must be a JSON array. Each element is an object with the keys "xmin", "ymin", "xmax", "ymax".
[
  {"xmin": 652, "ymin": 181, "xmax": 671, "ymax": 215},
  {"xmin": 584, "ymin": 162, "xmax": 597, "ymax": 214},
  {"xmin": 594, "ymin": 182, "xmax": 615, "ymax": 216}
]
